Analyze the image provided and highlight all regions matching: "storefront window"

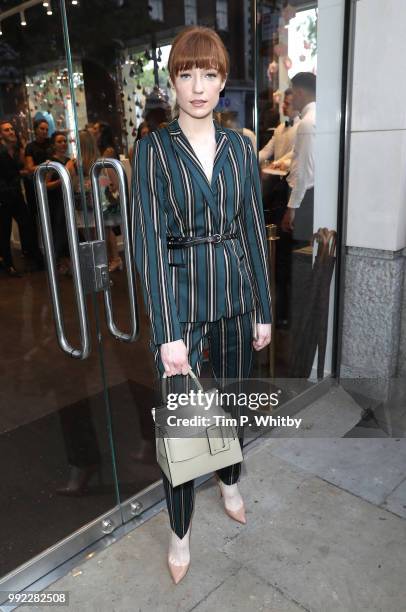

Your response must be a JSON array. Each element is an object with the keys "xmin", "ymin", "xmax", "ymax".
[
  {"xmin": 24, "ymin": 65, "xmax": 85, "ymax": 157},
  {"xmin": 256, "ymin": 0, "xmax": 345, "ymax": 381},
  {"xmin": 0, "ymin": 0, "xmax": 346, "ymax": 591},
  {"xmin": 216, "ymin": 0, "xmax": 229, "ymax": 31},
  {"xmin": 149, "ymin": 0, "xmax": 164, "ymax": 22},
  {"xmin": 120, "ymin": 45, "xmax": 172, "ymax": 154},
  {"xmin": 184, "ymin": 0, "xmax": 198, "ymax": 25},
  {"xmin": 59, "ymin": 0, "xmax": 262, "ymax": 512}
]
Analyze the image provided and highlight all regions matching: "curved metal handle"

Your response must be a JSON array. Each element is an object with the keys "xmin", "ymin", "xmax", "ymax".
[
  {"xmin": 34, "ymin": 161, "xmax": 91, "ymax": 359},
  {"xmin": 90, "ymin": 158, "xmax": 139, "ymax": 342}
]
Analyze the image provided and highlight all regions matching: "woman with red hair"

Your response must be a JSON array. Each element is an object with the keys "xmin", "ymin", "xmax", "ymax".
[{"xmin": 132, "ymin": 26, "xmax": 272, "ymax": 583}]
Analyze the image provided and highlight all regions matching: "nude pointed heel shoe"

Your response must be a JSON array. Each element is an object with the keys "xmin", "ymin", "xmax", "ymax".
[
  {"xmin": 215, "ymin": 475, "xmax": 247, "ymax": 524},
  {"xmin": 167, "ymin": 525, "xmax": 191, "ymax": 584},
  {"xmin": 167, "ymin": 559, "xmax": 190, "ymax": 584}
]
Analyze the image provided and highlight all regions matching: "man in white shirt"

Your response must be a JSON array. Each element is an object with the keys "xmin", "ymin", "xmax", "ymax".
[
  {"xmin": 259, "ymin": 88, "xmax": 299, "ymax": 167},
  {"xmin": 259, "ymin": 89, "xmax": 299, "ymax": 220},
  {"xmin": 281, "ymin": 72, "xmax": 316, "ymax": 242},
  {"xmin": 259, "ymin": 89, "xmax": 299, "ymax": 327}
]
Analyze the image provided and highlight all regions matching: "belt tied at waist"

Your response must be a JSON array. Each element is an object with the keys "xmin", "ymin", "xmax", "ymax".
[{"xmin": 167, "ymin": 233, "xmax": 237, "ymax": 248}]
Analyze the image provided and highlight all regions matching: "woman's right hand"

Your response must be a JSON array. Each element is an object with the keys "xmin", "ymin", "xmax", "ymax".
[{"xmin": 160, "ymin": 339, "xmax": 190, "ymax": 376}]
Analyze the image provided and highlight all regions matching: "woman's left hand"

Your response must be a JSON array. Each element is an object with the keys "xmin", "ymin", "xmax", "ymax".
[{"xmin": 253, "ymin": 323, "xmax": 272, "ymax": 351}]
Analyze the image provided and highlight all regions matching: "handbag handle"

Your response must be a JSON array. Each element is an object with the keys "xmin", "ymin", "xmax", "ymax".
[{"xmin": 161, "ymin": 367, "xmax": 204, "ymax": 402}]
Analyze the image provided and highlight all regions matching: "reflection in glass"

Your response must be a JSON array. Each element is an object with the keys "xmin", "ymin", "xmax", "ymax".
[
  {"xmin": 256, "ymin": 1, "xmax": 338, "ymax": 381},
  {"xmin": 0, "ymin": 1, "xmax": 117, "ymax": 579}
]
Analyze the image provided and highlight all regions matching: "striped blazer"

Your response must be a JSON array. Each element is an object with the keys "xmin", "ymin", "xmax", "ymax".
[{"xmin": 131, "ymin": 118, "xmax": 272, "ymax": 346}]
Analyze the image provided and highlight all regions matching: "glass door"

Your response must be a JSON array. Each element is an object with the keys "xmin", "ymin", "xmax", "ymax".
[
  {"xmin": 61, "ymin": 0, "xmax": 265, "ymax": 523},
  {"xmin": 61, "ymin": 0, "xmax": 168, "ymax": 524},
  {"xmin": 0, "ymin": 0, "xmax": 124, "ymax": 597}
]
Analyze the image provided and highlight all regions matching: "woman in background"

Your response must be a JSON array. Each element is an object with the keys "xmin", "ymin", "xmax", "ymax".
[
  {"xmin": 128, "ymin": 121, "xmax": 150, "ymax": 165},
  {"xmin": 93, "ymin": 122, "xmax": 123, "ymax": 272},
  {"xmin": 46, "ymin": 131, "xmax": 71, "ymax": 275},
  {"xmin": 67, "ymin": 130, "xmax": 118, "ymax": 263}
]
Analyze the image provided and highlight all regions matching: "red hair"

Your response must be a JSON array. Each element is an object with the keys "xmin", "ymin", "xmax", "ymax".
[{"xmin": 168, "ymin": 26, "xmax": 229, "ymax": 82}]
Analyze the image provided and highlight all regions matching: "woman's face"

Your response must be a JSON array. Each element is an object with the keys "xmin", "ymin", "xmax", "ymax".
[
  {"xmin": 54, "ymin": 134, "xmax": 67, "ymax": 155},
  {"xmin": 92, "ymin": 123, "xmax": 101, "ymax": 142},
  {"xmin": 35, "ymin": 121, "xmax": 49, "ymax": 142},
  {"xmin": 173, "ymin": 65, "xmax": 226, "ymax": 120}
]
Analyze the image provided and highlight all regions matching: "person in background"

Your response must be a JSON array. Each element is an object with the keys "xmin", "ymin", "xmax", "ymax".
[
  {"xmin": 24, "ymin": 119, "xmax": 51, "ymax": 187},
  {"xmin": 258, "ymin": 89, "xmax": 281, "ymax": 150},
  {"xmin": 67, "ymin": 130, "xmax": 119, "ymax": 268},
  {"xmin": 93, "ymin": 122, "xmax": 123, "ymax": 272},
  {"xmin": 45, "ymin": 132, "xmax": 71, "ymax": 275},
  {"xmin": 66, "ymin": 129, "xmax": 99, "ymax": 228},
  {"xmin": 0, "ymin": 121, "xmax": 38, "ymax": 276},
  {"xmin": 94, "ymin": 121, "xmax": 117, "ymax": 159},
  {"xmin": 24, "ymin": 118, "xmax": 51, "ymax": 266},
  {"xmin": 129, "ymin": 121, "xmax": 150, "ymax": 164},
  {"xmin": 258, "ymin": 88, "xmax": 299, "ymax": 167},
  {"xmin": 259, "ymin": 87, "xmax": 299, "ymax": 218},
  {"xmin": 136, "ymin": 121, "xmax": 150, "ymax": 141},
  {"xmin": 144, "ymin": 105, "xmax": 170, "ymax": 132},
  {"xmin": 282, "ymin": 72, "xmax": 316, "ymax": 243},
  {"xmin": 33, "ymin": 111, "xmax": 55, "ymax": 137},
  {"xmin": 259, "ymin": 88, "xmax": 299, "ymax": 328},
  {"xmin": 216, "ymin": 110, "xmax": 257, "ymax": 150},
  {"xmin": 85, "ymin": 122, "xmax": 97, "ymax": 135}
]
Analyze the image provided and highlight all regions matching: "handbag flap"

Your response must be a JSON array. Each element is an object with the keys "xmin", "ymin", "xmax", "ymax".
[{"xmin": 166, "ymin": 437, "xmax": 208, "ymax": 463}]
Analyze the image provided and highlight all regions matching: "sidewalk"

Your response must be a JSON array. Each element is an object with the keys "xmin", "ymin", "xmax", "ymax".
[{"xmin": 19, "ymin": 387, "xmax": 406, "ymax": 611}]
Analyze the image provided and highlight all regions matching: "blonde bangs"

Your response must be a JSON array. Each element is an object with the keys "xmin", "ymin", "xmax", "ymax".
[{"xmin": 168, "ymin": 27, "xmax": 229, "ymax": 82}]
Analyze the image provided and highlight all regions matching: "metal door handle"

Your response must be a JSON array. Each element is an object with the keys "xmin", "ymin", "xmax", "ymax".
[
  {"xmin": 34, "ymin": 161, "xmax": 91, "ymax": 359},
  {"xmin": 90, "ymin": 158, "xmax": 139, "ymax": 342}
]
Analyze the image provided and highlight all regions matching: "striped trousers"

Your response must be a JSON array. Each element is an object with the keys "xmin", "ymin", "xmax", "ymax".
[{"xmin": 151, "ymin": 311, "xmax": 254, "ymax": 539}]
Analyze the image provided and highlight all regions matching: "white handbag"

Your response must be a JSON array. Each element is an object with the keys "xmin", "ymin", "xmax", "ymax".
[{"xmin": 151, "ymin": 369, "xmax": 243, "ymax": 487}]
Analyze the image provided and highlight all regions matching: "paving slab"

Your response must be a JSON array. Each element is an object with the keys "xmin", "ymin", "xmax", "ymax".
[
  {"xmin": 18, "ymin": 439, "xmax": 406, "ymax": 612},
  {"xmin": 22, "ymin": 509, "xmax": 240, "ymax": 612},
  {"xmin": 382, "ymin": 477, "xmax": 406, "ymax": 518},
  {"xmin": 197, "ymin": 441, "xmax": 314, "ymax": 543},
  {"xmin": 222, "ymin": 447, "xmax": 406, "ymax": 612},
  {"xmin": 266, "ymin": 438, "xmax": 406, "ymax": 507},
  {"xmin": 191, "ymin": 566, "xmax": 307, "ymax": 612},
  {"xmin": 269, "ymin": 386, "xmax": 363, "ymax": 438}
]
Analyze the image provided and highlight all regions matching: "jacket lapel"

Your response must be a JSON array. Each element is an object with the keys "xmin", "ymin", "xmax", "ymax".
[
  {"xmin": 211, "ymin": 129, "xmax": 230, "ymax": 187},
  {"xmin": 167, "ymin": 119, "xmax": 230, "ymax": 225}
]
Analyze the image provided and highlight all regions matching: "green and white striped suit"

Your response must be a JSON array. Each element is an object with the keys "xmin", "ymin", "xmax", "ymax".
[
  {"xmin": 132, "ymin": 118, "xmax": 272, "ymax": 537},
  {"xmin": 132, "ymin": 118, "xmax": 272, "ymax": 343}
]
